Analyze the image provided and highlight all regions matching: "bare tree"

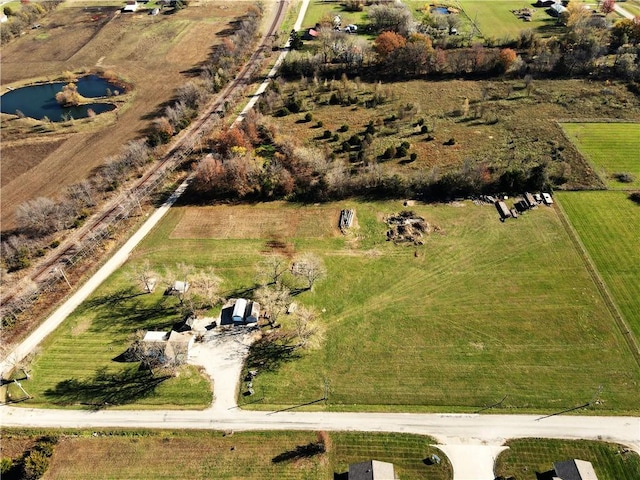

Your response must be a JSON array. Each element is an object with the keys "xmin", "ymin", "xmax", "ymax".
[
  {"xmin": 292, "ymin": 306, "xmax": 321, "ymax": 349},
  {"xmin": 15, "ymin": 197, "xmax": 58, "ymax": 235},
  {"xmin": 254, "ymin": 284, "xmax": 290, "ymax": 327},
  {"xmin": 130, "ymin": 259, "xmax": 157, "ymax": 294},
  {"xmin": 256, "ymin": 254, "xmax": 289, "ymax": 286},
  {"xmin": 291, "ymin": 253, "xmax": 326, "ymax": 290}
]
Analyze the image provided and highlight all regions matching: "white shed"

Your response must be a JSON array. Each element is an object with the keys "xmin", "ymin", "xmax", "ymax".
[
  {"xmin": 123, "ymin": 1, "xmax": 138, "ymax": 12},
  {"xmin": 232, "ymin": 298, "xmax": 248, "ymax": 324}
]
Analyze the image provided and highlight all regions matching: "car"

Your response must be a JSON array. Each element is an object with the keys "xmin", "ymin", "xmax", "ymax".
[{"xmin": 345, "ymin": 24, "xmax": 357, "ymax": 34}]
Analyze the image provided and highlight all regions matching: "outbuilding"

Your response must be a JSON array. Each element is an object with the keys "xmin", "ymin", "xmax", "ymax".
[
  {"xmin": 246, "ymin": 302, "xmax": 260, "ymax": 324},
  {"xmin": 348, "ymin": 460, "xmax": 395, "ymax": 480},
  {"xmin": 553, "ymin": 459, "xmax": 599, "ymax": 480},
  {"xmin": 495, "ymin": 200, "xmax": 512, "ymax": 220},
  {"xmin": 542, "ymin": 192, "xmax": 554, "ymax": 205},
  {"xmin": 232, "ymin": 298, "xmax": 248, "ymax": 324},
  {"xmin": 524, "ymin": 192, "xmax": 537, "ymax": 208},
  {"xmin": 123, "ymin": 1, "xmax": 139, "ymax": 12}
]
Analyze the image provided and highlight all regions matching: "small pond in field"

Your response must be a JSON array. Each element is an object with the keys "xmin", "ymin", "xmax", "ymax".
[
  {"xmin": 431, "ymin": 6, "xmax": 450, "ymax": 15},
  {"xmin": 1, "ymin": 75, "xmax": 120, "ymax": 121}
]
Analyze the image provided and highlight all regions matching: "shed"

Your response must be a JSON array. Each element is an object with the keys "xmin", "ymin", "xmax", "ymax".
[
  {"xmin": 495, "ymin": 201, "xmax": 512, "ymax": 220},
  {"xmin": 123, "ymin": 1, "xmax": 138, "ymax": 12},
  {"xmin": 549, "ymin": 3, "xmax": 567, "ymax": 16},
  {"xmin": 553, "ymin": 459, "xmax": 598, "ymax": 480},
  {"xmin": 172, "ymin": 281, "xmax": 189, "ymax": 294},
  {"xmin": 173, "ymin": 315, "xmax": 195, "ymax": 332},
  {"xmin": 542, "ymin": 192, "xmax": 554, "ymax": 205},
  {"xmin": 233, "ymin": 298, "xmax": 248, "ymax": 324},
  {"xmin": 246, "ymin": 301, "xmax": 260, "ymax": 324},
  {"xmin": 348, "ymin": 460, "xmax": 396, "ymax": 480},
  {"xmin": 524, "ymin": 192, "xmax": 537, "ymax": 208}
]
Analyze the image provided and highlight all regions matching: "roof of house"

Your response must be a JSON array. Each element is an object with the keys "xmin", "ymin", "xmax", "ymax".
[
  {"xmin": 348, "ymin": 460, "xmax": 395, "ymax": 480},
  {"xmin": 553, "ymin": 459, "xmax": 599, "ymax": 480}
]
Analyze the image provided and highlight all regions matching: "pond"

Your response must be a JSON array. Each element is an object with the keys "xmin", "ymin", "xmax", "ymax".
[
  {"xmin": 431, "ymin": 6, "xmax": 450, "ymax": 15},
  {"xmin": 1, "ymin": 75, "xmax": 120, "ymax": 122}
]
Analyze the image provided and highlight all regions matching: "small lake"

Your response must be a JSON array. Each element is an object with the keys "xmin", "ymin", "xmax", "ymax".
[
  {"xmin": 1, "ymin": 75, "xmax": 120, "ymax": 122},
  {"xmin": 431, "ymin": 6, "xmax": 450, "ymax": 15}
]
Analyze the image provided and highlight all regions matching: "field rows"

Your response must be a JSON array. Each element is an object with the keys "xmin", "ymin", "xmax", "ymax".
[{"xmin": 557, "ymin": 191, "xmax": 640, "ymax": 341}]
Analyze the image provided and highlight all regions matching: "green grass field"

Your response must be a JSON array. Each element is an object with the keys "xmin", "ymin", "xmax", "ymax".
[
  {"xmin": 20, "ymin": 200, "xmax": 640, "ymax": 413},
  {"xmin": 458, "ymin": 0, "xmax": 565, "ymax": 40},
  {"xmin": 3, "ymin": 429, "xmax": 452, "ymax": 480},
  {"xmin": 495, "ymin": 438, "xmax": 640, "ymax": 480},
  {"xmin": 557, "ymin": 191, "xmax": 640, "ymax": 342},
  {"xmin": 561, "ymin": 123, "xmax": 640, "ymax": 189}
]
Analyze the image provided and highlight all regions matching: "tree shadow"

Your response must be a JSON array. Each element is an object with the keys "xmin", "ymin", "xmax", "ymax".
[
  {"xmin": 77, "ymin": 286, "xmax": 144, "ymax": 312},
  {"xmin": 536, "ymin": 470, "xmax": 556, "ymax": 480},
  {"xmin": 44, "ymin": 366, "xmax": 170, "ymax": 410},
  {"xmin": 245, "ymin": 333, "xmax": 300, "ymax": 373},
  {"xmin": 272, "ymin": 441, "xmax": 325, "ymax": 463}
]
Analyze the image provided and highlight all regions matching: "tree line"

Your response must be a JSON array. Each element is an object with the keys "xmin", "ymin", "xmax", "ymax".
[{"xmin": 280, "ymin": 2, "xmax": 640, "ymax": 83}]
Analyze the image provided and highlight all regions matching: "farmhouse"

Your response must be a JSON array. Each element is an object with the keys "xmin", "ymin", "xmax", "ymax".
[
  {"xmin": 348, "ymin": 460, "xmax": 396, "ymax": 480},
  {"xmin": 553, "ymin": 459, "xmax": 599, "ymax": 480},
  {"xmin": 123, "ymin": 1, "xmax": 139, "ymax": 12}
]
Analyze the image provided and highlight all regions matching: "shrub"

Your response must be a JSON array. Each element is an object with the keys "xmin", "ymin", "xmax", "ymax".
[
  {"xmin": 410, "ymin": 152, "xmax": 418, "ymax": 161},
  {"xmin": 304, "ymin": 112, "xmax": 313, "ymax": 122},
  {"xmin": 316, "ymin": 120, "xmax": 323, "ymax": 128},
  {"xmin": 383, "ymin": 146, "xmax": 396, "ymax": 159},
  {"xmin": 613, "ymin": 172, "xmax": 635, "ymax": 183},
  {"xmin": 339, "ymin": 124, "xmax": 349, "ymax": 133},
  {"xmin": 332, "ymin": 133, "xmax": 339, "ymax": 142},
  {"xmin": 420, "ymin": 125, "xmax": 429, "ymax": 134},
  {"xmin": 23, "ymin": 450, "xmax": 49, "ymax": 480},
  {"xmin": 1, "ymin": 458, "xmax": 13, "ymax": 475},
  {"xmin": 323, "ymin": 130, "xmax": 332, "ymax": 139},
  {"xmin": 629, "ymin": 192, "xmax": 640, "ymax": 204}
]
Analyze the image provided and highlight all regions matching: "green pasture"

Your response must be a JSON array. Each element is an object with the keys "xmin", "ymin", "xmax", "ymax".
[
  {"xmin": 562, "ymin": 123, "xmax": 640, "ymax": 189},
  {"xmin": 5, "ymin": 429, "xmax": 451, "ymax": 480},
  {"xmin": 458, "ymin": 0, "xmax": 565, "ymax": 40},
  {"xmin": 495, "ymin": 438, "xmax": 640, "ymax": 480},
  {"xmin": 20, "ymin": 200, "xmax": 640, "ymax": 413},
  {"xmin": 620, "ymin": 0, "xmax": 640, "ymax": 17},
  {"xmin": 557, "ymin": 191, "xmax": 640, "ymax": 342},
  {"xmin": 241, "ymin": 201, "xmax": 639, "ymax": 413}
]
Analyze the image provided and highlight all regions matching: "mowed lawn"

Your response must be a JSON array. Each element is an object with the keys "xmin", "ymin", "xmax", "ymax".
[
  {"xmin": 38, "ymin": 430, "xmax": 452, "ymax": 480},
  {"xmin": 495, "ymin": 438, "xmax": 640, "ymax": 480},
  {"xmin": 561, "ymin": 123, "xmax": 640, "ymax": 189},
  {"xmin": 22, "ymin": 201, "xmax": 640, "ymax": 412},
  {"xmin": 242, "ymin": 202, "xmax": 639, "ymax": 413},
  {"xmin": 557, "ymin": 191, "xmax": 640, "ymax": 342},
  {"xmin": 458, "ymin": 0, "xmax": 564, "ymax": 40}
]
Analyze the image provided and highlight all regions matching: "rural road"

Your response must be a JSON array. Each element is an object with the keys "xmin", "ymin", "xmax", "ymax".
[{"xmin": 1, "ymin": 406, "xmax": 639, "ymax": 479}]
